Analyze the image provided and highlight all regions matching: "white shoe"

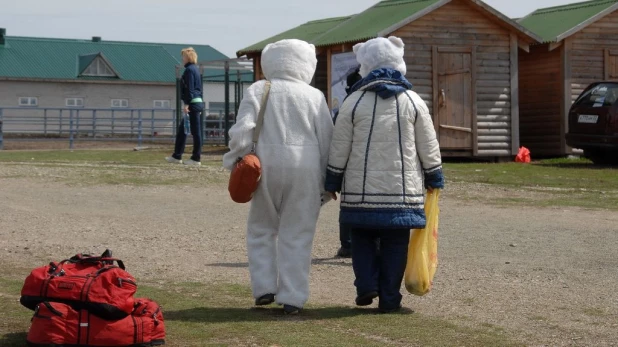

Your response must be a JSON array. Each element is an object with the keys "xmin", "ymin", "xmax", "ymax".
[
  {"xmin": 183, "ymin": 159, "xmax": 201, "ymax": 167},
  {"xmin": 165, "ymin": 156, "xmax": 182, "ymax": 164}
]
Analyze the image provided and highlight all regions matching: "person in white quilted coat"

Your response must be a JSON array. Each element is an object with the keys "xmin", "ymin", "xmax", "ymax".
[
  {"xmin": 325, "ymin": 36, "xmax": 444, "ymax": 313},
  {"xmin": 223, "ymin": 39, "xmax": 334, "ymax": 315}
]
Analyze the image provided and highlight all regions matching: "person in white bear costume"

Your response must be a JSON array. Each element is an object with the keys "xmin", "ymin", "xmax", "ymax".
[
  {"xmin": 223, "ymin": 39, "xmax": 334, "ymax": 315},
  {"xmin": 325, "ymin": 36, "xmax": 444, "ymax": 313}
]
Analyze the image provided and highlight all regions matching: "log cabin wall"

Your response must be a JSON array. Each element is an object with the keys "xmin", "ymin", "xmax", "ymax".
[
  {"xmin": 391, "ymin": 0, "xmax": 519, "ymax": 157},
  {"xmin": 519, "ymin": 8, "xmax": 618, "ymax": 156},
  {"xmin": 570, "ymin": 9, "xmax": 618, "ymax": 102},
  {"xmin": 561, "ymin": 9, "xmax": 618, "ymax": 154},
  {"xmin": 314, "ymin": 52, "xmax": 328, "ymax": 96},
  {"xmin": 518, "ymin": 44, "xmax": 562, "ymax": 156}
]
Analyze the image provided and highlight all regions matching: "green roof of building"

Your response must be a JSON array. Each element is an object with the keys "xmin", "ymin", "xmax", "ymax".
[
  {"xmin": 518, "ymin": 0, "xmax": 618, "ymax": 43},
  {"xmin": 237, "ymin": 0, "xmax": 540, "ymax": 56},
  {"xmin": 312, "ymin": 0, "xmax": 442, "ymax": 46},
  {"xmin": 0, "ymin": 35, "xmax": 253, "ymax": 83},
  {"xmin": 237, "ymin": 16, "xmax": 353, "ymax": 56}
]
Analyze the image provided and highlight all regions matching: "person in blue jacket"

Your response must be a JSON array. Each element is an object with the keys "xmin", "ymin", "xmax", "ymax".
[
  {"xmin": 335, "ymin": 68, "xmax": 362, "ymax": 258},
  {"xmin": 166, "ymin": 47, "xmax": 204, "ymax": 166}
]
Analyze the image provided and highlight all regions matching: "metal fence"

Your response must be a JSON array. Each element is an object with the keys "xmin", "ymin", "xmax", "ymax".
[{"xmin": 0, "ymin": 107, "xmax": 235, "ymax": 150}]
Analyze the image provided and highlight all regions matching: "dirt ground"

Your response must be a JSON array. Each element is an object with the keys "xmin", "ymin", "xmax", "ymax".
[{"xmin": 1, "ymin": 163, "xmax": 617, "ymax": 347}]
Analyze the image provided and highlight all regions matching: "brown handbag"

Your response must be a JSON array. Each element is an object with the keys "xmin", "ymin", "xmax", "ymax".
[{"xmin": 228, "ymin": 81, "xmax": 271, "ymax": 203}]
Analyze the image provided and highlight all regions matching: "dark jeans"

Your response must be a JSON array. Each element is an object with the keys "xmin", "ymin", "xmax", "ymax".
[
  {"xmin": 351, "ymin": 227, "xmax": 410, "ymax": 310},
  {"xmin": 173, "ymin": 103, "xmax": 204, "ymax": 161},
  {"xmin": 340, "ymin": 223, "xmax": 352, "ymax": 249}
]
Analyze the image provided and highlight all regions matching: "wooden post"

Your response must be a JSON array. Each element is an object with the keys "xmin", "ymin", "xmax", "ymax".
[
  {"xmin": 510, "ymin": 33, "xmax": 520, "ymax": 155},
  {"xmin": 561, "ymin": 38, "xmax": 573, "ymax": 154},
  {"xmin": 326, "ymin": 47, "xmax": 332, "ymax": 109},
  {"xmin": 605, "ymin": 49, "xmax": 610, "ymax": 80},
  {"xmin": 253, "ymin": 55, "xmax": 262, "ymax": 81},
  {"xmin": 432, "ymin": 46, "xmax": 439, "ymax": 139},
  {"xmin": 472, "ymin": 46, "xmax": 478, "ymax": 157}
]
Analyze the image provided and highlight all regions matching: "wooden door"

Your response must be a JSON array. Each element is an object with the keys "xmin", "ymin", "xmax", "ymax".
[
  {"xmin": 605, "ymin": 49, "xmax": 618, "ymax": 80},
  {"xmin": 434, "ymin": 47, "xmax": 475, "ymax": 151}
]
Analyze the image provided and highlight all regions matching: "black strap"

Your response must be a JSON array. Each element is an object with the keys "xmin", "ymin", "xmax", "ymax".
[{"xmin": 66, "ymin": 249, "xmax": 125, "ymax": 270}]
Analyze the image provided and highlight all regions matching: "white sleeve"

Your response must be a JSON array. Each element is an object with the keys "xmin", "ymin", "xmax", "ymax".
[
  {"xmin": 314, "ymin": 96, "xmax": 335, "ymax": 192},
  {"xmin": 325, "ymin": 94, "xmax": 355, "ymax": 192},
  {"xmin": 407, "ymin": 92, "xmax": 444, "ymax": 188}
]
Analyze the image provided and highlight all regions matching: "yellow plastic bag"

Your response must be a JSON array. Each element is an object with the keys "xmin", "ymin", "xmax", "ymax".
[{"xmin": 404, "ymin": 189, "xmax": 440, "ymax": 296}]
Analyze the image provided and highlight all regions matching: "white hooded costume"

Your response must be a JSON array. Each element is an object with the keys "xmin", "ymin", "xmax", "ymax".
[{"xmin": 223, "ymin": 39, "xmax": 334, "ymax": 308}]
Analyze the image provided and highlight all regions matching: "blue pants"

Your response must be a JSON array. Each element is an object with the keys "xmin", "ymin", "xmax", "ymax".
[
  {"xmin": 173, "ymin": 103, "xmax": 204, "ymax": 162},
  {"xmin": 340, "ymin": 223, "xmax": 351, "ymax": 249},
  {"xmin": 351, "ymin": 227, "xmax": 410, "ymax": 310}
]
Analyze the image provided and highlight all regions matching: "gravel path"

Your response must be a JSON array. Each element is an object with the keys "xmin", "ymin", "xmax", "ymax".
[{"xmin": 1, "ymin": 167, "xmax": 617, "ymax": 346}]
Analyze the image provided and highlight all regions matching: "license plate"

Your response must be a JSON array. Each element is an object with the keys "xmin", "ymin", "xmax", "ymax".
[{"xmin": 578, "ymin": 114, "xmax": 599, "ymax": 124}]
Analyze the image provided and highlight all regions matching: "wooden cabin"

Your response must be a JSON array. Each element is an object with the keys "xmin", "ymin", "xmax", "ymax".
[
  {"xmin": 237, "ymin": 0, "xmax": 540, "ymax": 158},
  {"xmin": 518, "ymin": 0, "xmax": 618, "ymax": 156}
]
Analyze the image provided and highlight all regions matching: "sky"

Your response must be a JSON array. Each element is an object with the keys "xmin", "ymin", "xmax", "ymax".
[{"xmin": 0, "ymin": 0, "xmax": 572, "ymax": 57}]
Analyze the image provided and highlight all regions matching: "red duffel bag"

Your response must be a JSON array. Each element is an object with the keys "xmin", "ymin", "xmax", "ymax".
[
  {"xmin": 20, "ymin": 250, "xmax": 137, "ymax": 320},
  {"xmin": 26, "ymin": 298, "xmax": 165, "ymax": 347}
]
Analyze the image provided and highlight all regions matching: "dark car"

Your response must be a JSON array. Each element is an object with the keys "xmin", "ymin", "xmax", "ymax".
[{"xmin": 566, "ymin": 82, "xmax": 618, "ymax": 165}]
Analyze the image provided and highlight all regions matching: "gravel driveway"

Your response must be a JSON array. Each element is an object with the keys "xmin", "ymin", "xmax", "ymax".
[{"xmin": 1, "ymin": 164, "xmax": 617, "ymax": 347}]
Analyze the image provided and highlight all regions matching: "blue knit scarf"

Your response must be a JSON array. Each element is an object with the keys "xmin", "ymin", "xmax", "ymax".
[{"xmin": 347, "ymin": 68, "xmax": 413, "ymax": 99}]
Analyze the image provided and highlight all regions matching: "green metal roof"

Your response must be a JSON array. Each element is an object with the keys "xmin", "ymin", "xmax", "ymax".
[
  {"xmin": 518, "ymin": 0, "xmax": 618, "ymax": 43},
  {"xmin": 0, "ymin": 35, "xmax": 253, "ymax": 83},
  {"xmin": 237, "ymin": 16, "xmax": 353, "ymax": 56},
  {"xmin": 312, "ymin": 0, "xmax": 441, "ymax": 46},
  {"xmin": 0, "ymin": 37, "xmax": 179, "ymax": 82},
  {"xmin": 237, "ymin": 0, "xmax": 539, "ymax": 56}
]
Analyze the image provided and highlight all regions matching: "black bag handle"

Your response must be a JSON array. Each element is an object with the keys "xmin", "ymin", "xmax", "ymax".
[{"xmin": 66, "ymin": 249, "xmax": 126, "ymax": 270}]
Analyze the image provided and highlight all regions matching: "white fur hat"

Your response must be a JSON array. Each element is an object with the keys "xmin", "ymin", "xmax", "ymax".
[
  {"xmin": 353, "ymin": 36, "xmax": 407, "ymax": 78},
  {"xmin": 261, "ymin": 39, "xmax": 317, "ymax": 84}
]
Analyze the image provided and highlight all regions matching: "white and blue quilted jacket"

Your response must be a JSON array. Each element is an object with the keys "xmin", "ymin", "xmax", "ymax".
[{"xmin": 325, "ymin": 69, "xmax": 444, "ymax": 229}]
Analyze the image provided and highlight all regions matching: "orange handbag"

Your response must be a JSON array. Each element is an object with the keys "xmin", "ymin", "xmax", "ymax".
[{"xmin": 228, "ymin": 81, "xmax": 271, "ymax": 203}]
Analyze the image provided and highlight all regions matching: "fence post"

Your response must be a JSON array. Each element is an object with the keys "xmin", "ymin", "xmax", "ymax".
[
  {"xmin": 151, "ymin": 110, "xmax": 155, "ymax": 141},
  {"xmin": 130, "ymin": 110, "xmax": 134, "ymax": 137},
  {"xmin": 224, "ymin": 61, "xmax": 230, "ymax": 146},
  {"xmin": 76, "ymin": 109, "xmax": 80, "ymax": 134},
  {"xmin": 0, "ymin": 108, "xmax": 3, "ymax": 150},
  {"xmin": 138, "ymin": 110, "xmax": 143, "ymax": 148},
  {"xmin": 92, "ymin": 110, "xmax": 97, "ymax": 138},
  {"xmin": 111, "ymin": 110, "xmax": 115, "ymax": 136},
  {"xmin": 59, "ymin": 109, "xmax": 63, "ymax": 135},
  {"xmin": 69, "ymin": 110, "xmax": 74, "ymax": 150},
  {"xmin": 219, "ymin": 110, "xmax": 223, "ymax": 142},
  {"xmin": 172, "ymin": 110, "xmax": 176, "ymax": 137},
  {"xmin": 44, "ymin": 109, "xmax": 48, "ymax": 135}
]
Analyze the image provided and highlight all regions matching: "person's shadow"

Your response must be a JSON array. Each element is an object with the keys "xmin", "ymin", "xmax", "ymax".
[
  {"xmin": 164, "ymin": 305, "xmax": 411, "ymax": 324},
  {"xmin": 0, "ymin": 332, "xmax": 27, "ymax": 347},
  {"xmin": 207, "ymin": 257, "xmax": 352, "ymax": 269}
]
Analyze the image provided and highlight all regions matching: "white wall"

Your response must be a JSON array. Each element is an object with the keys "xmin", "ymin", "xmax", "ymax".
[{"xmin": 0, "ymin": 80, "xmax": 251, "ymax": 136}]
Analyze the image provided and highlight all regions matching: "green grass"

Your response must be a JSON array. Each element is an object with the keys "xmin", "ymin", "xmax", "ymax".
[
  {"xmin": 0, "ymin": 147, "xmax": 229, "ymax": 186},
  {"xmin": 0, "ymin": 147, "xmax": 225, "ymax": 165},
  {"xmin": 582, "ymin": 308, "xmax": 607, "ymax": 318},
  {"xmin": 445, "ymin": 158, "xmax": 618, "ymax": 190},
  {"xmin": 0, "ymin": 149, "xmax": 616, "ymax": 209},
  {"xmin": 444, "ymin": 158, "xmax": 618, "ymax": 210},
  {"xmin": 0, "ymin": 274, "xmax": 520, "ymax": 347}
]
